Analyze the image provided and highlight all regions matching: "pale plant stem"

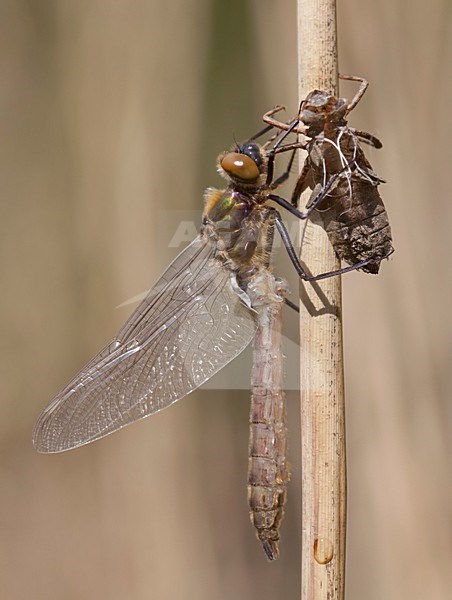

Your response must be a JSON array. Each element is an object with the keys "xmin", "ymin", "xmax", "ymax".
[{"xmin": 297, "ymin": 1, "xmax": 346, "ymax": 599}]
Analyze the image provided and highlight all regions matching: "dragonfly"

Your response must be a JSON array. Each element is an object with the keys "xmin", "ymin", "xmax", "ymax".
[
  {"xmin": 33, "ymin": 119, "xmax": 377, "ymax": 560},
  {"xmin": 263, "ymin": 74, "xmax": 394, "ymax": 273}
]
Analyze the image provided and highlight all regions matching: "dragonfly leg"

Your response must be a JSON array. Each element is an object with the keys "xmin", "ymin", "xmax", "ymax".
[
  {"xmin": 244, "ymin": 118, "xmax": 301, "ymax": 156},
  {"xmin": 265, "ymin": 119, "xmax": 302, "ymax": 187},
  {"xmin": 277, "ymin": 157, "xmax": 357, "ymax": 217},
  {"xmin": 273, "ymin": 212, "xmax": 380, "ymax": 281},
  {"xmin": 267, "ymin": 149, "xmax": 297, "ymax": 190},
  {"xmin": 269, "ymin": 176, "xmax": 345, "ymax": 220},
  {"xmin": 273, "ymin": 214, "xmax": 309, "ymax": 280},
  {"xmin": 268, "ymin": 193, "xmax": 308, "ymax": 220},
  {"xmin": 294, "ymin": 169, "xmax": 346, "ymax": 215},
  {"xmin": 284, "ymin": 297, "xmax": 299, "ymax": 314},
  {"xmin": 349, "ymin": 127, "xmax": 383, "ymax": 149},
  {"xmin": 339, "ymin": 74, "xmax": 369, "ymax": 113},
  {"xmin": 246, "ymin": 123, "xmax": 275, "ymax": 143},
  {"xmin": 263, "ymin": 105, "xmax": 306, "ymax": 136}
]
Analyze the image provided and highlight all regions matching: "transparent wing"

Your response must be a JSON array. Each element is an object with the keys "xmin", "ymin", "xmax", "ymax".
[{"xmin": 33, "ymin": 235, "xmax": 257, "ymax": 453}]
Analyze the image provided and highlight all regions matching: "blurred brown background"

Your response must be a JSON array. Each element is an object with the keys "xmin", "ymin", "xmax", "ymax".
[{"xmin": 1, "ymin": 1, "xmax": 451, "ymax": 599}]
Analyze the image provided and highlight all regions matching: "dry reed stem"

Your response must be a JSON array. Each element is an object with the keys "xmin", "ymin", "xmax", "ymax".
[{"xmin": 297, "ymin": 1, "xmax": 346, "ymax": 599}]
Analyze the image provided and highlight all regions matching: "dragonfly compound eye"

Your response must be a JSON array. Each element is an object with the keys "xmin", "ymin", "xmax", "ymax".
[{"xmin": 220, "ymin": 152, "xmax": 260, "ymax": 182}]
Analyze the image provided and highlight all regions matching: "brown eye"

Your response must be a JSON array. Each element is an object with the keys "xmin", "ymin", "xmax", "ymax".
[{"xmin": 220, "ymin": 152, "xmax": 260, "ymax": 182}]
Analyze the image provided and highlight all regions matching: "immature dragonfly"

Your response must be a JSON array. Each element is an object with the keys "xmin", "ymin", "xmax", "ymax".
[
  {"xmin": 33, "ymin": 119, "xmax": 381, "ymax": 560},
  {"xmin": 263, "ymin": 75, "xmax": 394, "ymax": 273}
]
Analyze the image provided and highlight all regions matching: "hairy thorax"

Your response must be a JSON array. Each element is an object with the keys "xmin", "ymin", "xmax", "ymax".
[{"xmin": 203, "ymin": 187, "xmax": 275, "ymax": 275}]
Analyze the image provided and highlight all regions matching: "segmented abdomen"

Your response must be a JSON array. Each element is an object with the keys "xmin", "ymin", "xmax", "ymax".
[
  {"xmin": 246, "ymin": 271, "xmax": 289, "ymax": 560},
  {"xmin": 309, "ymin": 135, "xmax": 394, "ymax": 274},
  {"xmin": 322, "ymin": 178, "xmax": 393, "ymax": 273}
]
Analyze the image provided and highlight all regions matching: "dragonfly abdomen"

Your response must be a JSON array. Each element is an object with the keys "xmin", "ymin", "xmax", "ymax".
[
  {"xmin": 248, "ymin": 390, "xmax": 289, "ymax": 561},
  {"xmin": 247, "ymin": 271, "xmax": 289, "ymax": 561},
  {"xmin": 320, "ymin": 177, "xmax": 393, "ymax": 274}
]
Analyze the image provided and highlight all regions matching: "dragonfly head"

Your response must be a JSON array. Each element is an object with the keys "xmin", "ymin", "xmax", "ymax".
[{"xmin": 218, "ymin": 142, "xmax": 266, "ymax": 187}]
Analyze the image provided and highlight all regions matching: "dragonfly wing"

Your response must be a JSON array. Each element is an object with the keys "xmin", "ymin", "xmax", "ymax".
[{"xmin": 33, "ymin": 235, "xmax": 256, "ymax": 453}]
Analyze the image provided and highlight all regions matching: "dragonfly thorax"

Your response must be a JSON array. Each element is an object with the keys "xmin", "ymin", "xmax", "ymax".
[{"xmin": 203, "ymin": 187, "xmax": 275, "ymax": 273}]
